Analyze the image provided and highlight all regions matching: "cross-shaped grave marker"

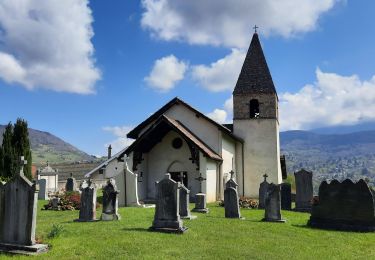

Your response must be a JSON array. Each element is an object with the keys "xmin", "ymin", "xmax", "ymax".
[{"xmin": 195, "ymin": 172, "xmax": 206, "ymax": 193}]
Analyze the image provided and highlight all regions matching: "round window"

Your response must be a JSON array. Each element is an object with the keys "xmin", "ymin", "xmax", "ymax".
[{"xmin": 172, "ymin": 137, "xmax": 183, "ymax": 149}]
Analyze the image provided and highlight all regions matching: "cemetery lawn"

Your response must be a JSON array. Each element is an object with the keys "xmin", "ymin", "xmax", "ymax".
[{"xmin": 2, "ymin": 202, "xmax": 375, "ymax": 260}]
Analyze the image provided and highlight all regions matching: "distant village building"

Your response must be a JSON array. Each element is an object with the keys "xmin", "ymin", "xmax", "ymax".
[{"xmin": 86, "ymin": 32, "xmax": 283, "ymax": 206}]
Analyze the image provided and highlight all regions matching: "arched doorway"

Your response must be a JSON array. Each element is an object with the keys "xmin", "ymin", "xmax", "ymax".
[{"xmin": 167, "ymin": 161, "xmax": 188, "ymax": 187}]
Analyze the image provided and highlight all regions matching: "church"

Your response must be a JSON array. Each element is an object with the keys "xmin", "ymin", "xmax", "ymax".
[{"xmin": 86, "ymin": 32, "xmax": 284, "ymax": 207}]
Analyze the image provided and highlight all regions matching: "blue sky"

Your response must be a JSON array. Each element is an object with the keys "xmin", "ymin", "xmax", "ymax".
[{"xmin": 1, "ymin": 0, "xmax": 375, "ymax": 156}]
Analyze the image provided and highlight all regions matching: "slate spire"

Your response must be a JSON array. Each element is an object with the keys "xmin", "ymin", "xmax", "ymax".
[{"xmin": 233, "ymin": 32, "xmax": 276, "ymax": 95}]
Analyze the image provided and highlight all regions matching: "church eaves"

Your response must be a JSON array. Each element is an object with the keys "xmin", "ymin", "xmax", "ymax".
[{"xmin": 233, "ymin": 33, "xmax": 277, "ymax": 95}]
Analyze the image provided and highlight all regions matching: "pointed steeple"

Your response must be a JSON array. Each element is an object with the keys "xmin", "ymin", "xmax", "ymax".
[{"xmin": 233, "ymin": 33, "xmax": 276, "ymax": 95}]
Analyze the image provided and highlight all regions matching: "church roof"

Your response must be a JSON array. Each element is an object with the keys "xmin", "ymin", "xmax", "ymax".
[
  {"xmin": 127, "ymin": 97, "xmax": 242, "ymax": 142},
  {"xmin": 233, "ymin": 33, "xmax": 277, "ymax": 95},
  {"xmin": 124, "ymin": 115, "xmax": 222, "ymax": 161}
]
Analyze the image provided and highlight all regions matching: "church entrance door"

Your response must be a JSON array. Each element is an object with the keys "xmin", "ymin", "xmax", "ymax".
[{"xmin": 170, "ymin": 172, "xmax": 188, "ymax": 187}]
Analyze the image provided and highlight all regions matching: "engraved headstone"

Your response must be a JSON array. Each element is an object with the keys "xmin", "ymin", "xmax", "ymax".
[
  {"xmin": 179, "ymin": 183, "xmax": 196, "ymax": 219},
  {"xmin": 258, "ymin": 174, "xmax": 269, "ymax": 209},
  {"xmin": 224, "ymin": 175, "xmax": 242, "ymax": 219},
  {"xmin": 150, "ymin": 173, "xmax": 187, "ymax": 233},
  {"xmin": 75, "ymin": 179, "xmax": 98, "ymax": 222},
  {"xmin": 65, "ymin": 173, "xmax": 77, "ymax": 192},
  {"xmin": 294, "ymin": 169, "xmax": 313, "ymax": 212},
  {"xmin": 0, "ymin": 156, "xmax": 48, "ymax": 254},
  {"xmin": 263, "ymin": 184, "xmax": 285, "ymax": 222},
  {"xmin": 281, "ymin": 183, "xmax": 292, "ymax": 210},
  {"xmin": 101, "ymin": 178, "xmax": 120, "ymax": 221},
  {"xmin": 192, "ymin": 173, "xmax": 209, "ymax": 213},
  {"xmin": 309, "ymin": 179, "xmax": 375, "ymax": 231},
  {"xmin": 37, "ymin": 179, "xmax": 48, "ymax": 200}
]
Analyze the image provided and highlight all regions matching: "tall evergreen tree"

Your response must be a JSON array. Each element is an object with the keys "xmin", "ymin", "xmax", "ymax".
[
  {"xmin": 12, "ymin": 118, "xmax": 32, "ymax": 180},
  {"xmin": 1, "ymin": 123, "xmax": 16, "ymax": 179}
]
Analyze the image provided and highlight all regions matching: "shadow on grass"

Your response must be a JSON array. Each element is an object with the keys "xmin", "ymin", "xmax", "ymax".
[
  {"xmin": 205, "ymin": 215, "xmax": 263, "ymax": 223},
  {"xmin": 122, "ymin": 227, "xmax": 150, "ymax": 233}
]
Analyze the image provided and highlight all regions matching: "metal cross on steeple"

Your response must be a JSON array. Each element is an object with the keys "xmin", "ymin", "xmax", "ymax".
[
  {"xmin": 253, "ymin": 25, "xmax": 259, "ymax": 33},
  {"xmin": 229, "ymin": 170, "xmax": 235, "ymax": 180},
  {"xmin": 195, "ymin": 172, "xmax": 206, "ymax": 193},
  {"xmin": 19, "ymin": 156, "xmax": 27, "ymax": 176},
  {"xmin": 263, "ymin": 173, "xmax": 268, "ymax": 182}
]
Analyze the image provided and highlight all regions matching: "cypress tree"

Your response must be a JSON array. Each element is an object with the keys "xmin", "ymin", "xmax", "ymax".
[
  {"xmin": 1, "ymin": 123, "xmax": 16, "ymax": 179},
  {"xmin": 12, "ymin": 118, "xmax": 32, "ymax": 180}
]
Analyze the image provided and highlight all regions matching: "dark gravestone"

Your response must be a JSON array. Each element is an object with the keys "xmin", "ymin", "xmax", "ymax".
[
  {"xmin": 101, "ymin": 178, "xmax": 120, "ymax": 221},
  {"xmin": 224, "ymin": 177, "xmax": 242, "ymax": 219},
  {"xmin": 65, "ymin": 173, "xmax": 77, "ymax": 192},
  {"xmin": 263, "ymin": 184, "xmax": 285, "ymax": 222},
  {"xmin": 37, "ymin": 179, "xmax": 48, "ymax": 200},
  {"xmin": 179, "ymin": 184, "xmax": 196, "ymax": 220},
  {"xmin": 294, "ymin": 169, "xmax": 313, "ymax": 212},
  {"xmin": 281, "ymin": 183, "xmax": 292, "ymax": 210},
  {"xmin": 75, "ymin": 180, "xmax": 98, "ymax": 222},
  {"xmin": 258, "ymin": 174, "xmax": 269, "ymax": 209},
  {"xmin": 309, "ymin": 179, "xmax": 375, "ymax": 231},
  {"xmin": 150, "ymin": 173, "xmax": 187, "ymax": 233},
  {"xmin": 0, "ymin": 157, "xmax": 48, "ymax": 255}
]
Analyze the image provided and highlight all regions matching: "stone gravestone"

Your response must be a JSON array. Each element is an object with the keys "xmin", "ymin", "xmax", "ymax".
[
  {"xmin": 37, "ymin": 179, "xmax": 48, "ymax": 200},
  {"xmin": 65, "ymin": 173, "xmax": 77, "ymax": 192},
  {"xmin": 294, "ymin": 169, "xmax": 313, "ymax": 212},
  {"xmin": 258, "ymin": 174, "xmax": 269, "ymax": 209},
  {"xmin": 179, "ymin": 183, "xmax": 196, "ymax": 220},
  {"xmin": 263, "ymin": 184, "xmax": 285, "ymax": 222},
  {"xmin": 101, "ymin": 178, "xmax": 121, "ymax": 221},
  {"xmin": 150, "ymin": 173, "xmax": 187, "ymax": 233},
  {"xmin": 192, "ymin": 173, "xmax": 209, "ymax": 213},
  {"xmin": 0, "ymin": 156, "xmax": 48, "ymax": 255},
  {"xmin": 280, "ymin": 183, "xmax": 292, "ymax": 210},
  {"xmin": 224, "ymin": 171, "xmax": 242, "ymax": 219},
  {"xmin": 75, "ymin": 179, "xmax": 98, "ymax": 222},
  {"xmin": 309, "ymin": 179, "xmax": 375, "ymax": 231}
]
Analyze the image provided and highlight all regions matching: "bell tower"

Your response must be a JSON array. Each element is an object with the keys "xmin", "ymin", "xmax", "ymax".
[{"xmin": 233, "ymin": 31, "xmax": 282, "ymax": 198}]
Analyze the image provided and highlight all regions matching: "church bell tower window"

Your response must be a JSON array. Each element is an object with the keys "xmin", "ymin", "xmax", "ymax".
[{"xmin": 249, "ymin": 99, "xmax": 260, "ymax": 118}]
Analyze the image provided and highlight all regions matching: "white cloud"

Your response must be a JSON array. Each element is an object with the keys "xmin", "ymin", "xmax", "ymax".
[
  {"xmin": 280, "ymin": 69, "xmax": 375, "ymax": 130},
  {"xmin": 141, "ymin": 0, "xmax": 341, "ymax": 48},
  {"xmin": 206, "ymin": 109, "xmax": 228, "ymax": 124},
  {"xmin": 145, "ymin": 55, "xmax": 187, "ymax": 92},
  {"xmin": 102, "ymin": 126, "xmax": 134, "ymax": 154},
  {"xmin": 0, "ymin": 0, "xmax": 100, "ymax": 94},
  {"xmin": 192, "ymin": 49, "xmax": 245, "ymax": 92}
]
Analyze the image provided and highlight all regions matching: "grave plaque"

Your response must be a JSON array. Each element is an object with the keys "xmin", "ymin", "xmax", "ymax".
[
  {"xmin": 101, "ymin": 178, "xmax": 121, "ymax": 221},
  {"xmin": 0, "ymin": 156, "xmax": 48, "ymax": 254},
  {"xmin": 294, "ymin": 169, "xmax": 313, "ymax": 212},
  {"xmin": 263, "ymin": 184, "xmax": 285, "ymax": 222},
  {"xmin": 150, "ymin": 173, "xmax": 187, "ymax": 233}
]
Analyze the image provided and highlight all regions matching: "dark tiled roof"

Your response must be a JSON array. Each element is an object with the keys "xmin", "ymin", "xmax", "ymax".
[
  {"xmin": 233, "ymin": 33, "xmax": 277, "ymax": 95},
  {"xmin": 124, "ymin": 115, "xmax": 222, "ymax": 161},
  {"xmin": 127, "ymin": 97, "xmax": 242, "ymax": 142}
]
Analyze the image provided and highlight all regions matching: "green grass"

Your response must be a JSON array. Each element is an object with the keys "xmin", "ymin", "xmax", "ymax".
[{"xmin": 1, "ymin": 202, "xmax": 374, "ymax": 259}]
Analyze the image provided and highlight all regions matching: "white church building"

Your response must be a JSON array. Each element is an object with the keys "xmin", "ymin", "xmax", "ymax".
[{"xmin": 86, "ymin": 32, "xmax": 285, "ymax": 206}]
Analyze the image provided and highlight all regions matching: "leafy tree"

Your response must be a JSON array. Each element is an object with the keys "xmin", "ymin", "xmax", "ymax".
[
  {"xmin": 12, "ymin": 118, "xmax": 32, "ymax": 180},
  {"xmin": 1, "ymin": 123, "xmax": 16, "ymax": 179}
]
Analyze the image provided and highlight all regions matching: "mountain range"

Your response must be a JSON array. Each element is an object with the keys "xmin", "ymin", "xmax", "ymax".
[
  {"xmin": 0, "ymin": 125, "xmax": 95, "ymax": 164},
  {"xmin": 0, "ymin": 123, "xmax": 374, "ymax": 189}
]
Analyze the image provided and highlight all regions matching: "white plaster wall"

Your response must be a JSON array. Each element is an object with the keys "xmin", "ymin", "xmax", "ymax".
[
  {"xmin": 135, "ymin": 153, "xmax": 148, "ymax": 200},
  {"xmin": 205, "ymin": 159, "xmax": 217, "ymax": 203},
  {"xmin": 38, "ymin": 175, "xmax": 58, "ymax": 192},
  {"xmin": 220, "ymin": 135, "xmax": 236, "ymax": 199},
  {"xmin": 165, "ymin": 105, "xmax": 221, "ymax": 153},
  {"xmin": 234, "ymin": 119, "xmax": 282, "ymax": 198},
  {"xmin": 104, "ymin": 159, "xmax": 124, "ymax": 178},
  {"xmin": 235, "ymin": 141, "xmax": 244, "ymax": 196},
  {"xmin": 147, "ymin": 131, "xmax": 198, "ymax": 199}
]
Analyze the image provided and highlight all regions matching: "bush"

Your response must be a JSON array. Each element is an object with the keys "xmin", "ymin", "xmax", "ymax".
[
  {"xmin": 218, "ymin": 197, "xmax": 259, "ymax": 209},
  {"xmin": 48, "ymin": 224, "xmax": 64, "ymax": 239},
  {"xmin": 43, "ymin": 191, "xmax": 81, "ymax": 211}
]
